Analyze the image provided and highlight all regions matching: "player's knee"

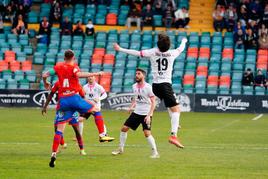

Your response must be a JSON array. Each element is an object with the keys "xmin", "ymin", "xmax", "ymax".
[
  {"xmin": 143, "ymin": 130, "xmax": 151, "ymax": 137},
  {"xmin": 121, "ymin": 126, "xmax": 129, "ymax": 132},
  {"xmin": 170, "ymin": 105, "xmax": 180, "ymax": 113}
]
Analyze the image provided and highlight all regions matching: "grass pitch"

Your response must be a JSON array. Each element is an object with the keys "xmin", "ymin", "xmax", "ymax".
[{"xmin": 0, "ymin": 108, "xmax": 268, "ymax": 178}]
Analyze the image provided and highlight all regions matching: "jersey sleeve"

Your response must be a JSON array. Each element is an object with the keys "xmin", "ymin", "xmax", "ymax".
[
  {"xmin": 147, "ymin": 84, "xmax": 155, "ymax": 98},
  {"xmin": 99, "ymin": 85, "xmax": 106, "ymax": 94},
  {"xmin": 140, "ymin": 48, "xmax": 155, "ymax": 58},
  {"xmin": 170, "ymin": 49, "xmax": 183, "ymax": 58},
  {"xmin": 73, "ymin": 66, "xmax": 80, "ymax": 76}
]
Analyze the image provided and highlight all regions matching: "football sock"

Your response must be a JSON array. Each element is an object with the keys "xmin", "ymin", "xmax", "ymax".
[
  {"xmin": 78, "ymin": 121, "xmax": 84, "ymax": 136},
  {"xmin": 75, "ymin": 133, "xmax": 84, "ymax": 150},
  {"xmin": 60, "ymin": 136, "xmax": 65, "ymax": 145},
  {"xmin": 171, "ymin": 112, "xmax": 180, "ymax": 137},
  {"xmin": 146, "ymin": 135, "xmax": 157, "ymax": 152},
  {"xmin": 52, "ymin": 131, "xmax": 62, "ymax": 152},
  {"xmin": 119, "ymin": 131, "xmax": 127, "ymax": 149},
  {"xmin": 94, "ymin": 111, "xmax": 105, "ymax": 135}
]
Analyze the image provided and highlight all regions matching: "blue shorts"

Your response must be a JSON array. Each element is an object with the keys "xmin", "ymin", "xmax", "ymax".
[
  {"xmin": 59, "ymin": 94, "xmax": 94, "ymax": 121},
  {"xmin": 54, "ymin": 110, "xmax": 79, "ymax": 126}
]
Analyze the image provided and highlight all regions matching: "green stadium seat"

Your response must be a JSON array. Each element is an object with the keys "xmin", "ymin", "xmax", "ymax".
[
  {"xmin": 153, "ymin": 15, "xmax": 163, "ymax": 27},
  {"xmin": 25, "ymin": 70, "xmax": 36, "ymax": 82},
  {"xmin": 243, "ymin": 86, "xmax": 254, "ymax": 95},
  {"xmin": 14, "ymin": 70, "xmax": 24, "ymax": 81},
  {"xmin": 219, "ymin": 86, "xmax": 230, "ymax": 94},
  {"xmin": 7, "ymin": 79, "xmax": 17, "ymax": 89},
  {"xmin": 19, "ymin": 79, "xmax": 30, "ymax": 89},
  {"xmin": 0, "ymin": 79, "xmax": 6, "ymax": 89},
  {"xmin": 255, "ymin": 86, "xmax": 265, "ymax": 95},
  {"xmin": 2, "ymin": 70, "xmax": 12, "ymax": 80},
  {"xmin": 207, "ymin": 85, "xmax": 218, "ymax": 94}
]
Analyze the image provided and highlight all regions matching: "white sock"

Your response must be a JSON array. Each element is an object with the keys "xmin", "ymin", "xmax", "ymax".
[
  {"xmin": 79, "ymin": 122, "xmax": 84, "ymax": 136},
  {"xmin": 119, "ymin": 131, "xmax": 127, "ymax": 149},
  {"xmin": 104, "ymin": 125, "xmax": 107, "ymax": 134},
  {"xmin": 146, "ymin": 135, "xmax": 158, "ymax": 153},
  {"xmin": 171, "ymin": 112, "xmax": 180, "ymax": 136},
  {"xmin": 168, "ymin": 108, "xmax": 172, "ymax": 118}
]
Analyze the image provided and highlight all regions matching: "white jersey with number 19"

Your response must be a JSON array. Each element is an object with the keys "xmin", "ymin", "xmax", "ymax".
[{"xmin": 140, "ymin": 48, "xmax": 183, "ymax": 84}]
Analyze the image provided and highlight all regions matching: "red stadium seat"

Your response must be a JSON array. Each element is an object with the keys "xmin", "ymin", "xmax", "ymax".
[
  {"xmin": 106, "ymin": 13, "xmax": 117, "ymax": 25},
  {"xmin": 21, "ymin": 61, "xmax": 32, "ymax": 71},
  {"xmin": 222, "ymin": 48, "xmax": 233, "ymax": 59},
  {"xmin": 94, "ymin": 48, "xmax": 106, "ymax": 56},
  {"xmin": 10, "ymin": 61, "xmax": 21, "ymax": 72},
  {"xmin": 183, "ymin": 74, "xmax": 195, "ymax": 86},
  {"xmin": 207, "ymin": 76, "xmax": 218, "ymax": 86},
  {"xmin": 91, "ymin": 54, "xmax": 103, "ymax": 64},
  {"xmin": 219, "ymin": 76, "xmax": 231, "ymax": 87},
  {"xmin": 196, "ymin": 66, "xmax": 208, "ymax": 77},
  {"xmin": 103, "ymin": 54, "xmax": 115, "ymax": 65},
  {"xmin": 187, "ymin": 47, "xmax": 198, "ymax": 58},
  {"xmin": 0, "ymin": 60, "xmax": 9, "ymax": 72},
  {"xmin": 5, "ymin": 51, "xmax": 16, "ymax": 62},
  {"xmin": 199, "ymin": 47, "xmax": 210, "ymax": 58}
]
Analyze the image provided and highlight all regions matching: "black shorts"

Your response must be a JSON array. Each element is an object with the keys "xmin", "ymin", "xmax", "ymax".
[
  {"xmin": 124, "ymin": 112, "xmax": 152, "ymax": 131},
  {"xmin": 152, "ymin": 83, "xmax": 178, "ymax": 108},
  {"xmin": 80, "ymin": 112, "xmax": 92, "ymax": 120}
]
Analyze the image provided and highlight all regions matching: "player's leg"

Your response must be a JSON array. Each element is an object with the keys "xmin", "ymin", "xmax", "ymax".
[
  {"xmin": 143, "ymin": 130, "xmax": 159, "ymax": 158},
  {"xmin": 54, "ymin": 111, "xmax": 67, "ymax": 149},
  {"xmin": 50, "ymin": 122, "xmax": 67, "ymax": 168},
  {"xmin": 78, "ymin": 116, "xmax": 84, "ymax": 136},
  {"xmin": 93, "ymin": 111, "xmax": 115, "ymax": 142},
  {"xmin": 141, "ymin": 117, "xmax": 159, "ymax": 158},
  {"xmin": 112, "ymin": 113, "xmax": 140, "ymax": 155},
  {"xmin": 71, "ymin": 124, "xmax": 87, "ymax": 155},
  {"xmin": 112, "ymin": 125, "xmax": 129, "ymax": 155},
  {"xmin": 161, "ymin": 84, "xmax": 184, "ymax": 148}
]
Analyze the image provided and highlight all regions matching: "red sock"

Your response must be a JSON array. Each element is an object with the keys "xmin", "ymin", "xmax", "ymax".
[
  {"xmin": 94, "ymin": 112, "xmax": 105, "ymax": 134},
  {"xmin": 52, "ymin": 131, "xmax": 62, "ymax": 152},
  {"xmin": 60, "ymin": 136, "xmax": 65, "ymax": 145},
  {"xmin": 76, "ymin": 134, "xmax": 84, "ymax": 150}
]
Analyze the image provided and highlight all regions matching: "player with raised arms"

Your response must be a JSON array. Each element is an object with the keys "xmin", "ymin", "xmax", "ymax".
[
  {"xmin": 42, "ymin": 49, "xmax": 103, "ymax": 167},
  {"xmin": 79, "ymin": 76, "xmax": 115, "ymax": 142},
  {"xmin": 112, "ymin": 68, "xmax": 159, "ymax": 158},
  {"xmin": 114, "ymin": 33, "xmax": 187, "ymax": 148}
]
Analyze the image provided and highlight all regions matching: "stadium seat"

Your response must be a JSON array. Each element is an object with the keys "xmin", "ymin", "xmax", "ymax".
[
  {"xmin": 243, "ymin": 86, "xmax": 254, "ymax": 95},
  {"xmin": 106, "ymin": 13, "xmax": 117, "ymax": 25},
  {"xmin": 19, "ymin": 79, "xmax": 30, "ymax": 89},
  {"xmin": 7, "ymin": 79, "xmax": 17, "ymax": 89},
  {"xmin": 10, "ymin": 61, "xmax": 20, "ymax": 72},
  {"xmin": 255, "ymin": 86, "xmax": 265, "ymax": 95},
  {"xmin": 0, "ymin": 60, "xmax": 9, "ymax": 72}
]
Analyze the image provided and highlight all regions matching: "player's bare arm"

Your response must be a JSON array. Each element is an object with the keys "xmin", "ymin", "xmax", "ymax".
[
  {"xmin": 42, "ymin": 91, "xmax": 55, "ymax": 116},
  {"xmin": 144, "ymin": 96, "xmax": 156, "ymax": 125},
  {"xmin": 128, "ymin": 98, "xmax": 136, "ymax": 114},
  {"xmin": 113, "ymin": 43, "xmax": 141, "ymax": 57},
  {"xmin": 76, "ymin": 71, "xmax": 105, "ymax": 78}
]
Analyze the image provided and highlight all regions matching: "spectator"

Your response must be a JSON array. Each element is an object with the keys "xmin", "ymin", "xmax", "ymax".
[
  {"xmin": 60, "ymin": 16, "xmax": 72, "ymax": 35},
  {"xmin": 213, "ymin": 5, "xmax": 225, "ymax": 32},
  {"xmin": 238, "ymin": 4, "xmax": 248, "ymax": 27},
  {"xmin": 234, "ymin": 29, "xmax": 245, "ymax": 49},
  {"xmin": 38, "ymin": 16, "xmax": 51, "ymax": 36},
  {"xmin": 0, "ymin": 15, "xmax": 3, "ymax": 34},
  {"xmin": 4, "ymin": 4, "xmax": 15, "ymax": 23},
  {"xmin": 85, "ymin": 19, "xmax": 95, "ymax": 36},
  {"xmin": 50, "ymin": 2, "xmax": 62, "ymax": 23},
  {"xmin": 141, "ymin": 4, "xmax": 153, "ymax": 30},
  {"xmin": 248, "ymin": 19, "xmax": 258, "ymax": 37},
  {"xmin": 12, "ymin": 14, "xmax": 28, "ymax": 35},
  {"xmin": 142, "ymin": 0, "xmax": 154, "ymax": 7},
  {"xmin": 165, "ymin": 0, "xmax": 176, "ymax": 11},
  {"xmin": 153, "ymin": 0, "xmax": 164, "ymax": 15},
  {"xmin": 258, "ymin": 32, "xmax": 268, "ymax": 49},
  {"xmin": 254, "ymin": 69, "xmax": 266, "ymax": 88},
  {"xmin": 234, "ymin": 21, "xmax": 246, "ymax": 34},
  {"xmin": 248, "ymin": 0, "xmax": 261, "ymax": 21},
  {"xmin": 258, "ymin": 23, "xmax": 268, "ymax": 36},
  {"xmin": 262, "ymin": 4, "xmax": 268, "ymax": 27},
  {"xmin": 174, "ymin": 7, "xmax": 190, "ymax": 29},
  {"xmin": 163, "ymin": 5, "xmax": 173, "ymax": 29},
  {"xmin": 126, "ymin": 2, "xmax": 141, "ymax": 30},
  {"xmin": 16, "ymin": 4, "xmax": 26, "ymax": 19},
  {"xmin": 224, "ymin": 4, "xmax": 237, "ymax": 32},
  {"xmin": 73, "ymin": 20, "xmax": 84, "ymax": 36},
  {"xmin": 245, "ymin": 28, "xmax": 257, "ymax": 49},
  {"xmin": 242, "ymin": 68, "xmax": 254, "ymax": 86}
]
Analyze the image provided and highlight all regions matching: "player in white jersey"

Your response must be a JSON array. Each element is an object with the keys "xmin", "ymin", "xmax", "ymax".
[
  {"xmin": 79, "ymin": 76, "xmax": 115, "ymax": 142},
  {"xmin": 112, "ymin": 68, "xmax": 159, "ymax": 158},
  {"xmin": 114, "ymin": 33, "xmax": 187, "ymax": 148}
]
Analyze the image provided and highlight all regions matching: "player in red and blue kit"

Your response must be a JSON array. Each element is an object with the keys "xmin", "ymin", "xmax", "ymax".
[
  {"xmin": 42, "ymin": 50, "xmax": 102, "ymax": 168},
  {"xmin": 42, "ymin": 81, "xmax": 86, "ymax": 156}
]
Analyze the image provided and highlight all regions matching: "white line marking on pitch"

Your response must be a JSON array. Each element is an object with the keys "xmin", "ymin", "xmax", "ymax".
[
  {"xmin": 0, "ymin": 142, "xmax": 40, "ymax": 145},
  {"xmin": 251, "ymin": 114, "xmax": 263, "ymax": 121},
  {"xmin": 210, "ymin": 119, "xmax": 240, "ymax": 132}
]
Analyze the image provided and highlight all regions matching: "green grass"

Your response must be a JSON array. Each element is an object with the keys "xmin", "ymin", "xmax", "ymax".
[{"xmin": 0, "ymin": 108, "xmax": 268, "ymax": 178}]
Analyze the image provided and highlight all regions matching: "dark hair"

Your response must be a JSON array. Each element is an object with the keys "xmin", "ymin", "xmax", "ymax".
[
  {"xmin": 136, "ymin": 68, "xmax": 147, "ymax": 76},
  {"xmin": 157, "ymin": 33, "xmax": 170, "ymax": 52},
  {"xmin": 64, "ymin": 49, "xmax": 74, "ymax": 60}
]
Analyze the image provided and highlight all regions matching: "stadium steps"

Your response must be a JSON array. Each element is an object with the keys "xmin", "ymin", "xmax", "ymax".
[{"xmin": 188, "ymin": 0, "xmax": 215, "ymax": 33}]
